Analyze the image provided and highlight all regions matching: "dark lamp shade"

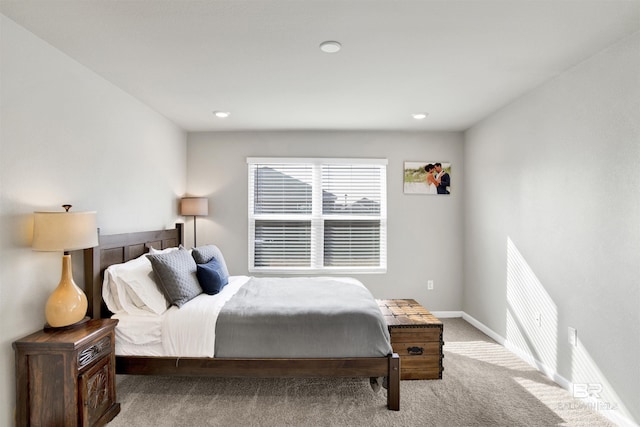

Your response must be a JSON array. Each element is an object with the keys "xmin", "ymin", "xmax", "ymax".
[
  {"xmin": 32, "ymin": 211, "xmax": 98, "ymax": 251},
  {"xmin": 180, "ymin": 198, "xmax": 208, "ymax": 216}
]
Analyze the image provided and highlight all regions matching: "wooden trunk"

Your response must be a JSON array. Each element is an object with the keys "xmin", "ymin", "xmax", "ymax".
[{"xmin": 377, "ymin": 299, "xmax": 444, "ymax": 380}]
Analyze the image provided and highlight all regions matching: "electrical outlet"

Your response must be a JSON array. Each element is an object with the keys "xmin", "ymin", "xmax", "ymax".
[
  {"xmin": 535, "ymin": 312, "xmax": 541, "ymax": 327},
  {"xmin": 568, "ymin": 327, "xmax": 578, "ymax": 347},
  {"xmin": 427, "ymin": 280, "xmax": 434, "ymax": 290}
]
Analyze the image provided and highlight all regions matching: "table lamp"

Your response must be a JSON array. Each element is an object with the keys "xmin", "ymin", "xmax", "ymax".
[
  {"xmin": 180, "ymin": 197, "xmax": 208, "ymax": 246},
  {"xmin": 32, "ymin": 205, "xmax": 98, "ymax": 329}
]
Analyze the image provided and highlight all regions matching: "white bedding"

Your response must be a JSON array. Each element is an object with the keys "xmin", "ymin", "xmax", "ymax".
[
  {"xmin": 161, "ymin": 275, "xmax": 249, "ymax": 356},
  {"xmin": 115, "ymin": 341, "xmax": 165, "ymax": 356},
  {"xmin": 113, "ymin": 312, "xmax": 162, "ymax": 345},
  {"xmin": 114, "ymin": 275, "xmax": 250, "ymax": 356}
]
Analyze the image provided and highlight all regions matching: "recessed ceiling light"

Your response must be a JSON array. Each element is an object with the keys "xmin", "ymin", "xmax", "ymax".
[
  {"xmin": 213, "ymin": 111, "xmax": 230, "ymax": 118},
  {"xmin": 412, "ymin": 113, "xmax": 428, "ymax": 120},
  {"xmin": 320, "ymin": 41, "xmax": 341, "ymax": 53}
]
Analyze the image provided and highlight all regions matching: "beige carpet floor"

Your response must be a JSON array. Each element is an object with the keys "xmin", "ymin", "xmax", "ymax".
[{"xmin": 108, "ymin": 318, "xmax": 614, "ymax": 426}]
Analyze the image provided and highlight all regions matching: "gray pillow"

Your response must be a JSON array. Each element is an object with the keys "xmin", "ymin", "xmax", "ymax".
[
  {"xmin": 147, "ymin": 249, "xmax": 201, "ymax": 307},
  {"xmin": 191, "ymin": 245, "xmax": 229, "ymax": 277}
]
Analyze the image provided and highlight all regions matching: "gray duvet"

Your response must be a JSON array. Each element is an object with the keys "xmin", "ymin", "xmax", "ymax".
[{"xmin": 214, "ymin": 277, "xmax": 392, "ymax": 358}]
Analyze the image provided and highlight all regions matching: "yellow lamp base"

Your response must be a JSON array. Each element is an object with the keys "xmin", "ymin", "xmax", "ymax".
[
  {"xmin": 44, "ymin": 316, "xmax": 90, "ymax": 331},
  {"xmin": 44, "ymin": 254, "xmax": 88, "ymax": 328}
]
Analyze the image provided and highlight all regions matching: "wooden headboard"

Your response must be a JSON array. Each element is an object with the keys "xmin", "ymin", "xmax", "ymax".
[{"xmin": 83, "ymin": 224, "xmax": 184, "ymax": 319}]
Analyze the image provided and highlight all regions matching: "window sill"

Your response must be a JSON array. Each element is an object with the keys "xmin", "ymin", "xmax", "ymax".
[{"xmin": 249, "ymin": 267, "xmax": 387, "ymax": 275}]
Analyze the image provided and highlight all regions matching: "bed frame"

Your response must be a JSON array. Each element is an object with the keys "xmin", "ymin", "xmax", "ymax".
[{"xmin": 83, "ymin": 224, "xmax": 400, "ymax": 410}]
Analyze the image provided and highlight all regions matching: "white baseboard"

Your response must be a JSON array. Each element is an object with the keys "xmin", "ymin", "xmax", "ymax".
[
  {"xmin": 460, "ymin": 312, "xmax": 506, "ymax": 345},
  {"xmin": 461, "ymin": 313, "xmax": 571, "ymax": 388},
  {"xmin": 458, "ymin": 312, "xmax": 638, "ymax": 427},
  {"xmin": 430, "ymin": 311, "xmax": 463, "ymax": 318}
]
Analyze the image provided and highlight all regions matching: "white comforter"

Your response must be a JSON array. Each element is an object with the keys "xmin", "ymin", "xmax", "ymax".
[{"xmin": 113, "ymin": 275, "xmax": 249, "ymax": 357}]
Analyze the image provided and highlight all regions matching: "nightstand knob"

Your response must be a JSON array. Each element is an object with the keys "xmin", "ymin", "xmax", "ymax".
[{"xmin": 78, "ymin": 336, "xmax": 110, "ymax": 368}]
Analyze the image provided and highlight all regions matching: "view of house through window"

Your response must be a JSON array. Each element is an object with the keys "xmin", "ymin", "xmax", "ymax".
[{"xmin": 247, "ymin": 158, "xmax": 387, "ymax": 273}]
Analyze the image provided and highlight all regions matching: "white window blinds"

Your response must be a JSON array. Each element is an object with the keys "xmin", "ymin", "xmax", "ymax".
[{"xmin": 248, "ymin": 158, "xmax": 387, "ymax": 273}]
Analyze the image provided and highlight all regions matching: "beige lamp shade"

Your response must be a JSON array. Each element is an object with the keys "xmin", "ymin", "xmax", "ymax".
[
  {"xmin": 32, "ymin": 208, "xmax": 98, "ymax": 328},
  {"xmin": 180, "ymin": 197, "xmax": 208, "ymax": 247},
  {"xmin": 33, "ymin": 211, "xmax": 98, "ymax": 252},
  {"xmin": 180, "ymin": 197, "xmax": 208, "ymax": 216}
]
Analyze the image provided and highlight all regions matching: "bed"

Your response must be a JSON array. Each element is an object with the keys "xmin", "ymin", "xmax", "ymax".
[{"xmin": 83, "ymin": 224, "xmax": 401, "ymax": 410}]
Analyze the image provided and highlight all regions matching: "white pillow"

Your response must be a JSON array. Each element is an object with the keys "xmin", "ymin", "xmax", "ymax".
[
  {"xmin": 102, "ymin": 270, "xmax": 124, "ymax": 313},
  {"xmin": 148, "ymin": 246, "xmax": 180, "ymax": 254},
  {"xmin": 103, "ymin": 254, "xmax": 169, "ymax": 315}
]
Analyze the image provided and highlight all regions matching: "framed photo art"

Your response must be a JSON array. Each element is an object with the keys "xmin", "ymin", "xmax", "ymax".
[{"xmin": 403, "ymin": 161, "xmax": 452, "ymax": 195}]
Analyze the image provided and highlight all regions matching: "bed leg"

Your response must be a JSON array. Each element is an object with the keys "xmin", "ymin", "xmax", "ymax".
[{"xmin": 387, "ymin": 353, "xmax": 400, "ymax": 411}]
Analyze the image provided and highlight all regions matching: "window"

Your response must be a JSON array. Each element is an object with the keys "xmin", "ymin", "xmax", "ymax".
[{"xmin": 248, "ymin": 157, "xmax": 387, "ymax": 273}]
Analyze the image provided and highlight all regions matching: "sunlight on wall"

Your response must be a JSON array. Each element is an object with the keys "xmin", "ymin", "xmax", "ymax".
[
  {"xmin": 506, "ymin": 237, "xmax": 558, "ymax": 374},
  {"xmin": 505, "ymin": 237, "xmax": 633, "ymax": 425},
  {"xmin": 570, "ymin": 338, "xmax": 633, "ymax": 422}
]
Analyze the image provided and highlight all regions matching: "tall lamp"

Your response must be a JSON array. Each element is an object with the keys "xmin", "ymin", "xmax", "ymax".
[
  {"xmin": 32, "ymin": 205, "xmax": 98, "ymax": 329},
  {"xmin": 180, "ymin": 197, "xmax": 208, "ymax": 247}
]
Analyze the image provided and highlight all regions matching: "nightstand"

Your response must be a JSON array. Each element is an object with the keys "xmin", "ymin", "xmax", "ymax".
[
  {"xmin": 13, "ymin": 318, "xmax": 120, "ymax": 426},
  {"xmin": 377, "ymin": 299, "xmax": 444, "ymax": 380}
]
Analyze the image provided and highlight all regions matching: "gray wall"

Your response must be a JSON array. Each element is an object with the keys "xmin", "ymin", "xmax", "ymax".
[
  {"xmin": 0, "ymin": 16, "xmax": 186, "ymax": 426},
  {"xmin": 187, "ymin": 131, "xmax": 464, "ymax": 309},
  {"xmin": 463, "ymin": 33, "xmax": 640, "ymax": 422}
]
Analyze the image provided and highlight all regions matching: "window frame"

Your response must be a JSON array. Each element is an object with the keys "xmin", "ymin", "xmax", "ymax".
[{"xmin": 247, "ymin": 157, "xmax": 387, "ymax": 274}]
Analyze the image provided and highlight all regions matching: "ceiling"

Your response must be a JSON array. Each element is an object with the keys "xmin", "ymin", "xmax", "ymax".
[{"xmin": 1, "ymin": 0, "xmax": 638, "ymax": 132}]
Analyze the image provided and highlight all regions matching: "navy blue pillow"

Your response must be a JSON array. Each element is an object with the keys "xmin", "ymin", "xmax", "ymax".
[{"xmin": 196, "ymin": 258, "xmax": 229, "ymax": 295}]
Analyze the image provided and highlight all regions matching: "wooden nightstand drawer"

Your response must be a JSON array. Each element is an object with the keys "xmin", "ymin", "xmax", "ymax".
[
  {"xmin": 13, "ymin": 319, "xmax": 120, "ymax": 426},
  {"xmin": 78, "ymin": 335, "xmax": 112, "ymax": 371},
  {"xmin": 79, "ymin": 355, "xmax": 116, "ymax": 426},
  {"xmin": 377, "ymin": 299, "xmax": 444, "ymax": 380}
]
